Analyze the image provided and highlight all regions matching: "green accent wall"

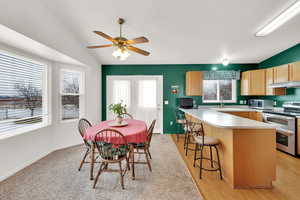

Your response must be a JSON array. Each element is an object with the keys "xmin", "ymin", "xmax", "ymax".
[
  {"xmin": 258, "ymin": 43, "xmax": 300, "ymax": 107},
  {"xmin": 102, "ymin": 64, "xmax": 257, "ymax": 133}
]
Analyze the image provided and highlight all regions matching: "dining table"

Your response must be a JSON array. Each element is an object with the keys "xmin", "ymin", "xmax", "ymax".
[{"xmin": 84, "ymin": 119, "xmax": 148, "ymax": 180}]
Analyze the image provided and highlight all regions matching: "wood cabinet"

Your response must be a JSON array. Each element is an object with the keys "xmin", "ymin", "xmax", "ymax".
[
  {"xmin": 298, "ymin": 119, "xmax": 300, "ymax": 155},
  {"xmin": 289, "ymin": 61, "xmax": 300, "ymax": 81},
  {"xmin": 241, "ymin": 69, "xmax": 266, "ymax": 95},
  {"xmin": 249, "ymin": 112, "xmax": 263, "ymax": 122},
  {"xmin": 185, "ymin": 71, "xmax": 203, "ymax": 96},
  {"xmin": 274, "ymin": 64, "xmax": 289, "ymax": 83},
  {"xmin": 266, "ymin": 68, "xmax": 286, "ymax": 96}
]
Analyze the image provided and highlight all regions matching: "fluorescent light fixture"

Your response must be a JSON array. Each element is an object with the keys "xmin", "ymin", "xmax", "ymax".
[
  {"xmin": 222, "ymin": 58, "xmax": 229, "ymax": 66},
  {"xmin": 256, "ymin": 0, "xmax": 300, "ymax": 36}
]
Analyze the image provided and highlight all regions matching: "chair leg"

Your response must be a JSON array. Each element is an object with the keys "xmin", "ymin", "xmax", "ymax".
[
  {"xmin": 193, "ymin": 143, "xmax": 198, "ymax": 167},
  {"xmin": 148, "ymin": 149, "xmax": 152, "ymax": 159},
  {"xmin": 144, "ymin": 147, "xmax": 152, "ymax": 172},
  {"xmin": 93, "ymin": 162, "xmax": 105, "ymax": 189},
  {"xmin": 118, "ymin": 161, "xmax": 125, "ymax": 189},
  {"xmin": 214, "ymin": 145, "xmax": 223, "ymax": 180},
  {"xmin": 78, "ymin": 148, "xmax": 89, "ymax": 171},
  {"xmin": 126, "ymin": 155, "xmax": 130, "ymax": 171},
  {"xmin": 209, "ymin": 146, "xmax": 214, "ymax": 168},
  {"xmin": 199, "ymin": 146, "xmax": 204, "ymax": 179}
]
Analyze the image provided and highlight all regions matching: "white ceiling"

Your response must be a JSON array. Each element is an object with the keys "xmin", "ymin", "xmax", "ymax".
[{"xmin": 41, "ymin": 0, "xmax": 300, "ymax": 65}]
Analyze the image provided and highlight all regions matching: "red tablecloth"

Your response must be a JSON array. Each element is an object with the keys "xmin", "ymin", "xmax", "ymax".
[{"xmin": 84, "ymin": 119, "xmax": 148, "ymax": 144}]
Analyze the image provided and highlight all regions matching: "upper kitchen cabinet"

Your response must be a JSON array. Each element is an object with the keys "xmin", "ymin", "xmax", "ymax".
[
  {"xmin": 185, "ymin": 71, "xmax": 203, "ymax": 96},
  {"xmin": 289, "ymin": 61, "xmax": 300, "ymax": 81},
  {"xmin": 274, "ymin": 64, "xmax": 289, "ymax": 83},
  {"xmin": 266, "ymin": 68, "xmax": 286, "ymax": 96},
  {"xmin": 241, "ymin": 69, "xmax": 266, "ymax": 95}
]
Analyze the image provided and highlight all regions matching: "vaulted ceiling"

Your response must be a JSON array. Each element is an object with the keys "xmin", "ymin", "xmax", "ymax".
[{"xmin": 6, "ymin": 0, "xmax": 300, "ymax": 65}]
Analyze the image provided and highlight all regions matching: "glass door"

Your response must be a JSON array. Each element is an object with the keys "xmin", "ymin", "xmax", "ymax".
[{"xmin": 107, "ymin": 76, "xmax": 163, "ymax": 133}]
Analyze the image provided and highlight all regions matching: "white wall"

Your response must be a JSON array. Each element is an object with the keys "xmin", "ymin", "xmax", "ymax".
[
  {"xmin": 0, "ymin": 0, "xmax": 99, "ymax": 67},
  {"xmin": 0, "ymin": 43, "xmax": 101, "ymax": 181}
]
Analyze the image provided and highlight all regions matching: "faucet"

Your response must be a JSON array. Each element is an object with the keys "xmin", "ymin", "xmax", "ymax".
[{"xmin": 219, "ymin": 96, "xmax": 224, "ymax": 108}]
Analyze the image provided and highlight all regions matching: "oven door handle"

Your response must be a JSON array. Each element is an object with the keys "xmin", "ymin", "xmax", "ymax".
[
  {"xmin": 277, "ymin": 128, "xmax": 294, "ymax": 136},
  {"xmin": 263, "ymin": 113, "xmax": 295, "ymax": 121}
]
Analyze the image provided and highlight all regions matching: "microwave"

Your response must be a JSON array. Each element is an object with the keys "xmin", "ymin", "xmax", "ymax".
[
  {"xmin": 248, "ymin": 99, "xmax": 273, "ymax": 110},
  {"xmin": 179, "ymin": 98, "xmax": 193, "ymax": 109}
]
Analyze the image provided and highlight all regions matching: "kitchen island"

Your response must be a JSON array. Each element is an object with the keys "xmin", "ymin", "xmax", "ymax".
[{"xmin": 180, "ymin": 108, "xmax": 276, "ymax": 189}]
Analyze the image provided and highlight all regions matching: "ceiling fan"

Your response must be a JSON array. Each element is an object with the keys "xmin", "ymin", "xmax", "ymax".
[{"xmin": 87, "ymin": 18, "xmax": 150, "ymax": 60}]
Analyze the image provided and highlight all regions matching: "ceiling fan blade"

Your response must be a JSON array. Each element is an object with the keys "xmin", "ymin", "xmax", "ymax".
[
  {"xmin": 87, "ymin": 44, "xmax": 113, "ymax": 49},
  {"xmin": 127, "ymin": 46, "xmax": 150, "ymax": 56},
  {"xmin": 93, "ymin": 31, "xmax": 115, "ymax": 42},
  {"xmin": 126, "ymin": 36, "xmax": 149, "ymax": 44}
]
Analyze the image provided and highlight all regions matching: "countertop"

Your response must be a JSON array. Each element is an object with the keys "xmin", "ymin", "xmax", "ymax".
[{"xmin": 180, "ymin": 108, "xmax": 275, "ymax": 129}]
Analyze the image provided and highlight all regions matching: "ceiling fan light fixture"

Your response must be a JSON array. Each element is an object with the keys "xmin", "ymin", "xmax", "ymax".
[
  {"xmin": 256, "ymin": 0, "xmax": 300, "ymax": 36},
  {"xmin": 112, "ymin": 47, "xmax": 130, "ymax": 60}
]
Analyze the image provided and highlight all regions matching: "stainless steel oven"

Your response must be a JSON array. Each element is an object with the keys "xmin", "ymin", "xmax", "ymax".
[{"xmin": 262, "ymin": 113, "xmax": 296, "ymax": 155}]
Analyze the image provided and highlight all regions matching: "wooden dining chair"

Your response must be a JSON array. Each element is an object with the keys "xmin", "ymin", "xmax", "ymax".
[
  {"xmin": 78, "ymin": 118, "xmax": 99, "ymax": 171},
  {"xmin": 93, "ymin": 129, "xmax": 130, "ymax": 189},
  {"xmin": 131, "ymin": 120, "xmax": 156, "ymax": 172}
]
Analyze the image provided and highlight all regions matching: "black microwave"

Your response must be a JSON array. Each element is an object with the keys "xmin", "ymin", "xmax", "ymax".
[{"xmin": 179, "ymin": 98, "xmax": 193, "ymax": 109}]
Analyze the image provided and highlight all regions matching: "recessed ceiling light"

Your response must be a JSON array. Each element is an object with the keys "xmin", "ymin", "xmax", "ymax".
[
  {"xmin": 222, "ymin": 58, "xmax": 229, "ymax": 66},
  {"xmin": 256, "ymin": 0, "xmax": 300, "ymax": 37}
]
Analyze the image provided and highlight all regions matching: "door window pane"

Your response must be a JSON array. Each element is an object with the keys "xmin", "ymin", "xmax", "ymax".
[
  {"xmin": 203, "ymin": 80, "xmax": 218, "ymax": 101},
  {"xmin": 138, "ymin": 80, "xmax": 156, "ymax": 108},
  {"xmin": 113, "ymin": 80, "xmax": 130, "ymax": 107}
]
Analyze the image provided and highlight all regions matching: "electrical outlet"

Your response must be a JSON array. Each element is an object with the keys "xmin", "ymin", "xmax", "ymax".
[
  {"xmin": 239, "ymin": 100, "xmax": 243, "ymax": 104},
  {"xmin": 170, "ymin": 121, "xmax": 173, "ymax": 126}
]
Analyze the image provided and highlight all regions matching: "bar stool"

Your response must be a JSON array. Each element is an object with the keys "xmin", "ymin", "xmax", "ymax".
[
  {"xmin": 174, "ymin": 109, "xmax": 187, "ymax": 142},
  {"xmin": 184, "ymin": 120, "xmax": 202, "ymax": 156},
  {"xmin": 193, "ymin": 123, "xmax": 222, "ymax": 179}
]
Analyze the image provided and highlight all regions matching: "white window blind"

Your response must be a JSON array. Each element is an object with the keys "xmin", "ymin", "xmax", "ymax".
[
  {"xmin": 61, "ymin": 70, "xmax": 83, "ymax": 120},
  {"xmin": 0, "ymin": 51, "xmax": 48, "ymax": 134}
]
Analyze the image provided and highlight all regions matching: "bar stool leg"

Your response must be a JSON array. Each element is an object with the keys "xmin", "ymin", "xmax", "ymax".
[
  {"xmin": 214, "ymin": 145, "xmax": 223, "ymax": 180},
  {"xmin": 209, "ymin": 146, "xmax": 214, "ymax": 168},
  {"xmin": 185, "ymin": 134, "xmax": 190, "ymax": 156},
  {"xmin": 193, "ymin": 143, "xmax": 198, "ymax": 167},
  {"xmin": 199, "ymin": 145, "xmax": 204, "ymax": 179}
]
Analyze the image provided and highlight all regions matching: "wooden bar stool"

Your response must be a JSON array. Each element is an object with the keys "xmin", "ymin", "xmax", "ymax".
[
  {"xmin": 193, "ymin": 123, "xmax": 222, "ymax": 180},
  {"xmin": 184, "ymin": 120, "xmax": 203, "ymax": 156}
]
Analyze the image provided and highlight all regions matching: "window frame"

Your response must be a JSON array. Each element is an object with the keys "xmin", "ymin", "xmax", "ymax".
[
  {"xmin": 202, "ymin": 80, "xmax": 237, "ymax": 103},
  {"xmin": 0, "ymin": 49, "xmax": 50, "ymax": 139},
  {"xmin": 59, "ymin": 69, "xmax": 85, "ymax": 122}
]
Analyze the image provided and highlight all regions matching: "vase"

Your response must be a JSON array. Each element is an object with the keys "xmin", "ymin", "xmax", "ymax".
[{"xmin": 116, "ymin": 116, "xmax": 123, "ymax": 124}]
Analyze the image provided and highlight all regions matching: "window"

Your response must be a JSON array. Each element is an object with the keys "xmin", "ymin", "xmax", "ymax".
[
  {"xmin": 138, "ymin": 80, "xmax": 157, "ymax": 108},
  {"xmin": 203, "ymin": 80, "xmax": 236, "ymax": 103},
  {"xmin": 60, "ymin": 70, "xmax": 84, "ymax": 121},
  {"xmin": 0, "ymin": 51, "xmax": 48, "ymax": 135},
  {"xmin": 112, "ymin": 80, "xmax": 130, "ymax": 107}
]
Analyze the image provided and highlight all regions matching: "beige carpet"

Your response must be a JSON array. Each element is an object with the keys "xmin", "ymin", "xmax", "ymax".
[{"xmin": 0, "ymin": 135, "xmax": 202, "ymax": 200}]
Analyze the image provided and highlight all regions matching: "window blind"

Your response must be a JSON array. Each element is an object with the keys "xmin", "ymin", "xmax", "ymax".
[{"xmin": 0, "ymin": 52, "xmax": 47, "ymax": 134}]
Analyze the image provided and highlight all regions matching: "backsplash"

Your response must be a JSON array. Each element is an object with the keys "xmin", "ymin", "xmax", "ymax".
[{"xmin": 258, "ymin": 43, "xmax": 300, "ymax": 107}]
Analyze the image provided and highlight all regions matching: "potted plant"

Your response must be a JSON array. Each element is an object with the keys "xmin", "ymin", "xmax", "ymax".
[{"xmin": 108, "ymin": 102, "xmax": 127, "ymax": 124}]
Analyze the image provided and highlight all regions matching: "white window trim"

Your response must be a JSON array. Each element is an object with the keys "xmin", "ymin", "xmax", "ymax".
[
  {"xmin": 59, "ymin": 69, "xmax": 85, "ymax": 123},
  {"xmin": 202, "ymin": 80, "xmax": 237, "ymax": 103},
  {"xmin": 0, "ymin": 49, "xmax": 51, "ymax": 140}
]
